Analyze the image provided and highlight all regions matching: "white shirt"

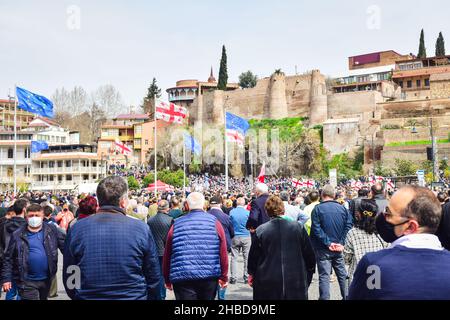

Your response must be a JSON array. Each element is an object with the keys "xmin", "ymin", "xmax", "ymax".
[
  {"xmin": 390, "ymin": 233, "xmax": 444, "ymax": 251},
  {"xmin": 283, "ymin": 201, "xmax": 303, "ymax": 221}
]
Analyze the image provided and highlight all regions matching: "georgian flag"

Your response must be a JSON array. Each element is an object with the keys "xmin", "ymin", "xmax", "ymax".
[
  {"xmin": 155, "ymin": 99, "xmax": 187, "ymax": 124},
  {"xmin": 292, "ymin": 178, "xmax": 304, "ymax": 188},
  {"xmin": 115, "ymin": 139, "xmax": 132, "ymax": 156},
  {"xmin": 386, "ymin": 178, "xmax": 395, "ymax": 190}
]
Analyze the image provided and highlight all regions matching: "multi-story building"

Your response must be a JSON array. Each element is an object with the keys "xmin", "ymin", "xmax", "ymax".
[
  {"xmin": 31, "ymin": 144, "xmax": 105, "ymax": 192},
  {"xmin": 0, "ymin": 98, "xmax": 34, "ymax": 131},
  {"xmin": 333, "ymin": 50, "xmax": 413, "ymax": 96},
  {"xmin": 97, "ymin": 113, "xmax": 150, "ymax": 165},
  {"xmin": 166, "ymin": 68, "xmax": 240, "ymax": 110},
  {"xmin": 23, "ymin": 117, "xmax": 80, "ymax": 145},
  {"xmin": 0, "ymin": 131, "xmax": 32, "ymax": 192},
  {"xmin": 392, "ymin": 55, "xmax": 450, "ymax": 100}
]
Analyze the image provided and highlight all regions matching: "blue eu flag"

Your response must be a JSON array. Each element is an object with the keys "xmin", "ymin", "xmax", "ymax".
[
  {"xmin": 16, "ymin": 87, "xmax": 54, "ymax": 118},
  {"xmin": 226, "ymin": 112, "xmax": 250, "ymax": 134},
  {"xmin": 31, "ymin": 140, "xmax": 49, "ymax": 153},
  {"xmin": 184, "ymin": 133, "xmax": 201, "ymax": 155}
]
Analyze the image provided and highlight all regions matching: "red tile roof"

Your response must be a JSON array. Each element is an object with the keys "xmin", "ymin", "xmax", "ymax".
[{"xmin": 115, "ymin": 114, "xmax": 149, "ymax": 120}]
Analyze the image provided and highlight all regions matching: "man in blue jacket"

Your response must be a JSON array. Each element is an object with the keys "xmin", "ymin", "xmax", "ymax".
[
  {"xmin": 1, "ymin": 203, "xmax": 65, "ymax": 300},
  {"xmin": 246, "ymin": 183, "xmax": 270, "ymax": 232},
  {"xmin": 163, "ymin": 192, "xmax": 229, "ymax": 300},
  {"xmin": 311, "ymin": 184, "xmax": 353, "ymax": 300},
  {"xmin": 63, "ymin": 176, "xmax": 160, "ymax": 300},
  {"xmin": 349, "ymin": 186, "xmax": 450, "ymax": 300}
]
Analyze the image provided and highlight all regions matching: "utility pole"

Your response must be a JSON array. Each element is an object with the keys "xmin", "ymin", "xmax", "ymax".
[{"xmin": 430, "ymin": 117, "xmax": 439, "ymax": 183}]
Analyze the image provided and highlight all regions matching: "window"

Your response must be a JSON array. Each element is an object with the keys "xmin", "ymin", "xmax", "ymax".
[
  {"xmin": 49, "ymin": 161, "xmax": 55, "ymax": 168},
  {"xmin": 58, "ymin": 175, "xmax": 62, "ymax": 182},
  {"xmin": 425, "ymin": 79, "xmax": 430, "ymax": 87},
  {"xmin": 407, "ymin": 80, "xmax": 412, "ymax": 88},
  {"xmin": 416, "ymin": 79, "xmax": 421, "ymax": 88},
  {"xmin": 399, "ymin": 81, "xmax": 404, "ymax": 88},
  {"xmin": 66, "ymin": 175, "xmax": 72, "ymax": 181},
  {"xmin": 57, "ymin": 161, "xmax": 63, "ymax": 168},
  {"xmin": 83, "ymin": 174, "xmax": 89, "ymax": 181},
  {"xmin": 24, "ymin": 148, "xmax": 30, "ymax": 159},
  {"xmin": 65, "ymin": 160, "xmax": 71, "ymax": 167},
  {"xmin": 145, "ymin": 140, "xmax": 149, "ymax": 145},
  {"xmin": 337, "ymin": 128, "xmax": 340, "ymax": 134},
  {"xmin": 7, "ymin": 148, "xmax": 13, "ymax": 159},
  {"xmin": 92, "ymin": 161, "xmax": 97, "ymax": 167},
  {"xmin": 49, "ymin": 175, "xmax": 54, "ymax": 181}
]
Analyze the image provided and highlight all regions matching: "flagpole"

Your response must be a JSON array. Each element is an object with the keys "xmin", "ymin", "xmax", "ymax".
[
  {"xmin": 154, "ymin": 96, "xmax": 157, "ymax": 197},
  {"xmin": 13, "ymin": 85, "xmax": 17, "ymax": 196},
  {"xmin": 224, "ymin": 107, "xmax": 229, "ymax": 192},
  {"xmin": 183, "ymin": 140, "xmax": 186, "ymax": 197}
]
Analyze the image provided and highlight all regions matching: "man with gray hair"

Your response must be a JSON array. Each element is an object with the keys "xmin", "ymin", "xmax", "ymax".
[
  {"xmin": 310, "ymin": 184, "xmax": 353, "ymax": 300},
  {"xmin": 280, "ymin": 191, "xmax": 308, "ymax": 224},
  {"xmin": 246, "ymin": 183, "xmax": 270, "ymax": 233},
  {"xmin": 163, "ymin": 192, "xmax": 229, "ymax": 300},
  {"xmin": 63, "ymin": 176, "xmax": 160, "ymax": 300},
  {"xmin": 147, "ymin": 200, "xmax": 173, "ymax": 300}
]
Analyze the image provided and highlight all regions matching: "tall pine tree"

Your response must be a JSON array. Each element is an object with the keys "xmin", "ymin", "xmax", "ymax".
[
  {"xmin": 142, "ymin": 78, "xmax": 161, "ymax": 114},
  {"xmin": 418, "ymin": 29, "xmax": 427, "ymax": 58},
  {"xmin": 217, "ymin": 45, "xmax": 228, "ymax": 90},
  {"xmin": 436, "ymin": 32, "xmax": 446, "ymax": 56}
]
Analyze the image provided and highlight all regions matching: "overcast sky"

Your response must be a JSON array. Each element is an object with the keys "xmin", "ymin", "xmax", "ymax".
[{"xmin": 1, "ymin": 0, "xmax": 449, "ymax": 108}]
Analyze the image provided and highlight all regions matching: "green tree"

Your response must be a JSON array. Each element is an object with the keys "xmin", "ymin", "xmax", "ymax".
[
  {"xmin": 393, "ymin": 159, "xmax": 418, "ymax": 176},
  {"xmin": 127, "ymin": 176, "xmax": 140, "ymax": 190},
  {"xmin": 142, "ymin": 78, "xmax": 162, "ymax": 113},
  {"xmin": 274, "ymin": 69, "xmax": 285, "ymax": 76},
  {"xmin": 418, "ymin": 29, "xmax": 427, "ymax": 58},
  {"xmin": 217, "ymin": 45, "xmax": 228, "ymax": 90},
  {"xmin": 436, "ymin": 31, "xmax": 446, "ymax": 56},
  {"xmin": 239, "ymin": 71, "xmax": 258, "ymax": 89}
]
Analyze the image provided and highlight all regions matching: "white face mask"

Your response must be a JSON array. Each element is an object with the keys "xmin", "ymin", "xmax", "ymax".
[{"xmin": 28, "ymin": 216, "xmax": 43, "ymax": 228}]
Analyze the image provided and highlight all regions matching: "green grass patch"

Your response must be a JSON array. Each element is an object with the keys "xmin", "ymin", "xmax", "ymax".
[{"xmin": 386, "ymin": 139, "xmax": 449, "ymax": 147}]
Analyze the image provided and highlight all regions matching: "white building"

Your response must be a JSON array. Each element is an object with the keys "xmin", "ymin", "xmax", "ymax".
[
  {"xmin": 0, "ymin": 131, "xmax": 32, "ymax": 192},
  {"xmin": 31, "ymin": 144, "xmax": 106, "ymax": 192}
]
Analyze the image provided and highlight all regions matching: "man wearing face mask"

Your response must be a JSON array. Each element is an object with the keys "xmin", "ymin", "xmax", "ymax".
[
  {"xmin": 63, "ymin": 176, "xmax": 160, "ymax": 300},
  {"xmin": 1, "ymin": 204, "xmax": 65, "ymax": 300},
  {"xmin": 349, "ymin": 185, "xmax": 450, "ymax": 300}
]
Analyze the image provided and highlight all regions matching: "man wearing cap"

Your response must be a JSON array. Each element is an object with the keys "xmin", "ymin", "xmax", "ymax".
[{"xmin": 147, "ymin": 200, "xmax": 173, "ymax": 300}]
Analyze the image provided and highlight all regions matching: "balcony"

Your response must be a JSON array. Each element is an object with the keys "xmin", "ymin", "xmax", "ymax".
[
  {"xmin": 168, "ymin": 94, "xmax": 196, "ymax": 102},
  {"xmin": 118, "ymin": 135, "xmax": 133, "ymax": 142},
  {"xmin": 32, "ymin": 166, "xmax": 103, "ymax": 175},
  {"xmin": 0, "ymin": 177, "xmax": 32, "ymax": 184}
]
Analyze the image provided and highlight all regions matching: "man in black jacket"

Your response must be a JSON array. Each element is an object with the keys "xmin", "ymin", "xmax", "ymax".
[
  {"xmin": 147, "ymin": 200, "xmax": 173, "ymax": 300},
  {"xmin": 437, "ymin": 201, "xmax": 450, "ymax": 250},
  {"xmin": 246, "ymin": 183, "xmax": 270, "ymax": 232},
  {"xmin": 0, "ymin": 198, "xmax": 29, "ymax": 300},
  {"xmin": 1, "ymin": 203, "xmax": 65, "ymax": 300}
]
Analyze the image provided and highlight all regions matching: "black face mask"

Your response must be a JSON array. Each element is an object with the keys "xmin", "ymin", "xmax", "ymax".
[{"xmin": 375, "ymin": 213, "xmax": 409, "ymax": 243}]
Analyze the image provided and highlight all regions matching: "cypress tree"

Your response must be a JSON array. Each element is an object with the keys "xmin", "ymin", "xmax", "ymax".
[
  {"xmin": 217, "ymin": 45, "xmax": 228, "ymax": 90},
  {"xmin": 418, "ymin": 29, "xmax": 427, "ymax": 58},
  {"xmin": 435, "ymin": 32, "xmax": 446, "ymax": 56}
]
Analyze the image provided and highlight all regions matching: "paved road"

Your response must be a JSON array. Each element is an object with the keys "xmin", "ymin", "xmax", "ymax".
[{"xmin": 50, "ymin": 252, "xmax": 343, "ymax": 300}]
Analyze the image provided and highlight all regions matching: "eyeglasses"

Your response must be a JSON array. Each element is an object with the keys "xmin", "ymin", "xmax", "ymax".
[{"xmin": 383, "ymin": 206, "xmax": 411, "ymax": 225}]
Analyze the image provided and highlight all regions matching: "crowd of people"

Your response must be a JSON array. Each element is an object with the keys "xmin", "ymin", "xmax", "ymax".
[{"xmin": 0, "ymin": 173, "xmax": 450, "ymax": 300}]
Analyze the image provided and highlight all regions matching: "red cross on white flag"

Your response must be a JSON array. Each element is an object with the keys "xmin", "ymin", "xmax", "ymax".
[
  {"xmin": 155, "ymin": 100, "xmax": 187, "ymax": 124},
  {"xmin": 115, "ymin": 139, "xmax": 132, "ymax": 156}
]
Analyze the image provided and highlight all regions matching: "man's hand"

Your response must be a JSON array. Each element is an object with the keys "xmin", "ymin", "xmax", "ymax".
[
  {"xmin": 2, "ymin": 282, "xmax": 12, "ymax": 292},
  {"xmin": 165, "ymin": 283, "xmax": 173, "ymax": 291},
  {"xmin": 218, "ymin": 279, "xmax": 228, "ymax": 289},
  {"xmin": 329, "ymin": 243, "xmax": 344, "ymax": 252},
  {"xmin": 248, "ymin": 275, "xmax": 254, "ymax": 287}
]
